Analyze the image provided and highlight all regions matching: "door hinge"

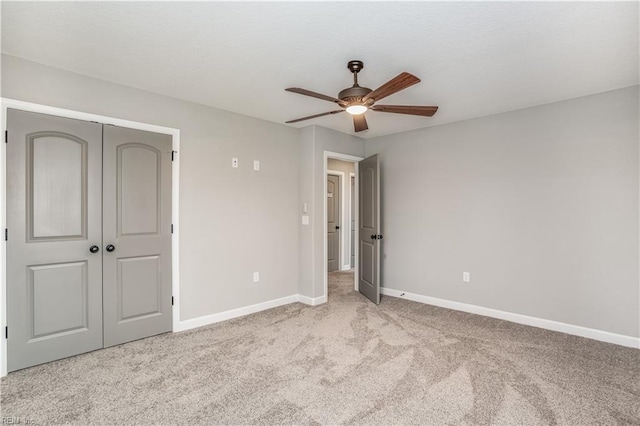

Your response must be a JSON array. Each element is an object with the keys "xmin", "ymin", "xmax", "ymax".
[
  {"xmin": 4, "ymin": 229, "xmax": 7, "ymax": 241},
  {"xmin": 5, "ymin": 326, "xmax": 7, "ymax": 339},
  {"xmin": 171, "ymin": 296, "xmax": 174, "ymax": 306},
  {"xmin": 4, "ymin": 130, "xmax": 7, "ymax": 143},
  {"xmin": 171, "ymin": 224, "xmax": 174, "ymax": 234},
  {"xmin": 171, "ymin": 151, "xmax": 176, "ymax": 161}
]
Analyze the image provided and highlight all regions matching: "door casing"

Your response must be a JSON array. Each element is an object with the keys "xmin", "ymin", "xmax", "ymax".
[
  {"xmin": 323, "ymin": 151, "xmax": 364, "ymax": 300},
  {"xmin": 0, "ymin": 98, "xmax": 181, "ymax": 377}
]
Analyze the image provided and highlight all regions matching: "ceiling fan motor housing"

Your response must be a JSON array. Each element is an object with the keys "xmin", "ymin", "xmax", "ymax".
[{"xmin": 338, "ymin": 85, "xmax": 374, "ymax": 107}]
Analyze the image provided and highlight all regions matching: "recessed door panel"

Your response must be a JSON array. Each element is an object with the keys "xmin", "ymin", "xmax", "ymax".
[
  {"xmin": 358, "ymin": 154, "xmax": 380, "ymax": 304},
  {"xmin": 328, "ymin": 233, "xmax": 336, "ymax": 263},
  {"xmin": 360, "ymin": 240, "xmax": 375, "ymax": 288},
  {"xmin": 29, "ymin": 133, "xmax": 87, "ymax": 240},
  {"xmin": 103, "ymin": 125, "xmax": 172, "ymax": 348},
  {"xmin": 30, "ymin": 262, "xmax": 88, "ymax": 339},
  {"xmin": 327, "ymin": 179, "xmax": 336, "ymax": 223},
  {"xmin": 118, "ymin": 255, "xmax": 162, "ymax": 321},
  {"xmin": 119, "ymin": 145, "xmax": 160, "ymax": 236},
  {"xmin": 362, "ymin": 168, "xmax": 374, "ymax": 229},
  {"xmin": 7, "ymin": 109, "xmax": 103, "ymax": 372}
]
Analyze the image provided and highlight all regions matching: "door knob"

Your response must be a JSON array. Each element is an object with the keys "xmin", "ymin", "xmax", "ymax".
[
  {"xmin": 89, "ymin": 245, "xmax": 99, "ymax": 253},
  {"xmin": 336, "ymin": 226, "xmax": 340, "ymax": 230},
  {"xmin": 371, "ymin": 234, "xmax": 376, "ymax": 240},
  {"xmin": 105, "ymin": 244, "xmax": 115, "ymax": 252}
]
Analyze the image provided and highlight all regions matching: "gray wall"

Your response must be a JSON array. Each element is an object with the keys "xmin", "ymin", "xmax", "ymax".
[
  {"xmin": 2, "ymin": 55, "xmax": 301, "ymax": 321},
  {"xmin": 4, "ymin": 54, "xmax": 637, "ymax": 338},
  {"xmin": 327, "ymin": 159, "xmax": 356, "ymax": 269},
  {"xmin": 365, "ymin": 86, "xmax": 639, "ymax": 337},
  {"xmin": 298, "ymin": 126, "xmax": 364, "ymax": 299}
]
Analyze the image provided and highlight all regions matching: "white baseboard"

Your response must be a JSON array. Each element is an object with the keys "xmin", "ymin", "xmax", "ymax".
[
  {"xmin": 175, "ymin": 294, "xmax": 299, "ymax": 332},
  {"xmin": 381, "ymin": 287, "xmax": 639, "ymax": 349},
  {"xmin": 175, "ymin": 293, "xmax": 330, "ymax": 333},
  {"xmin": 298, "ymin": 294, "xmax": 327, "ymax": 306}
]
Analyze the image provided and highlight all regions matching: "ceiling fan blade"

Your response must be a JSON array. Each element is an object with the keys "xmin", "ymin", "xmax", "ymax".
[
  {"xmin": 285, "ymin": 110, "xmax": 344, "ymax": 124},
  {"xmin": 371, "ymin": 105, "xmax": 438, "ymax": 117},
  {"xmin": 285, "ymin": 88, "xmax": 344, "ymax": 104},
  {"xmin": 362, "ymin": 72, "xmax": 420, "ymax": 103},
  {"xmin": 353, "ymin": 114, "xmax": 368, "ymax": 132}
]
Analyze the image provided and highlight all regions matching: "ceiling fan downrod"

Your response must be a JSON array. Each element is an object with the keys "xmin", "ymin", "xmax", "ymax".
[
  {"xmin": 347, "ymin": 60, "xmax": 364, "ymax": 87},
  {"xmin": 339, "ymin": 60, "xmax": 372, "ymax": 103}
]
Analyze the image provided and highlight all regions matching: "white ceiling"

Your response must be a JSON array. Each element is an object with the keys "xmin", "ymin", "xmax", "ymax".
[{"xmin": 2, "ymin": 2, "xmax": 638, "ymax": 139}]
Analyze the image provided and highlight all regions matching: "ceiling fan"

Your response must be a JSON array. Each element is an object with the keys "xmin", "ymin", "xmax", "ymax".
[{"xmin": 285, "ymin": 60, "xmax": 438, "ymax": 132}]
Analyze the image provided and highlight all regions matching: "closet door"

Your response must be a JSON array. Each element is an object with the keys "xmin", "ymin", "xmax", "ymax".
[
  {"xmin": 102, "ymin": 125, "xmax": 172, "ymax": 347},
  {"xmin": 6, "ymin": 109, "xmax": 103, "ymax": 372}
]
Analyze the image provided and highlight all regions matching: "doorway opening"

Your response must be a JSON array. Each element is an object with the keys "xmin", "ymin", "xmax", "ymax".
[{"xmin": 323, "ymin": 151, "xmax": 363, "ymax": 301}]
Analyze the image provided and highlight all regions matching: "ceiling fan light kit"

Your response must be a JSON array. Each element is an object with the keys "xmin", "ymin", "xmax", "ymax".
[
  {"xmin": 346, "ymin": 105, "xmax": 367, "ymax": 115},
  {"xmin": 285, "ymin": 60, "xmax": 438, "ymax": 132}
]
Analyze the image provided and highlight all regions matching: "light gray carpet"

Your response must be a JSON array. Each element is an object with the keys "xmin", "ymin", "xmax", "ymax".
[{"xmin": 2, "ymin": 270, "xmax": 639, "ymax": 425}]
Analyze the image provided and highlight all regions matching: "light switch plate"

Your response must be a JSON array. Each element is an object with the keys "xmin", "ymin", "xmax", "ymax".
[
  {"xmin": 302, "ymin": 215, "xmax": 309, "ymax": 225},
  {"xmin": 253, "ymin": 160, "xmax": 260, "ymax": 171}
]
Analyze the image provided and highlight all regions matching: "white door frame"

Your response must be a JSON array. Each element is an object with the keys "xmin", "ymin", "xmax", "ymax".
[
  {"xmin": 326, "ymin": 170, "xmax": 344, "ymax": 272},
  {"xmin": 0, "ymin": 98, "xmax": 181, "ymax": 377},
  {"xmin": 323, "ymin": 151, "xmax": 363, "ymax": 301}
]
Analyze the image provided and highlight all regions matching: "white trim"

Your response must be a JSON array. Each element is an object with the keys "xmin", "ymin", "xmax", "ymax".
[
  {"xmin": 0, "ymin": 104, "xmax": 6, "ymax": 378},
  {"xmin": 0, "ymin": 98, "xmax": 182, "ymax": 377},
  {"xmin": 323, "ymin": 151, "xmax": 364, "ymax": 298},
  {"xmin": 381, "ymin": 287, "xmax": 640, "ymax": 349},
  {"xmin": 175, "ymin": 295, "xmax": 299, "ymax": 332},
  {"xmin": 298, "ymin": 294, "xmax": 328, "ymax": 306},
  {"xmin": 327, "ymin": 169, "xmax": 346, "ymax": 272}
]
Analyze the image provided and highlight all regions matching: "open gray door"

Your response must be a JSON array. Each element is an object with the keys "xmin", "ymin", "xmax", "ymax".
[
  {"xmin": 351, "ymin": 175, "xmax": 355, "ymax": 268},
  {"xmin": 102, "ymin": 125, "xmax": 173, "ymax": 348},
  {"xmin": 6, "ymin": 109, "xmax": 104, "ymax": 371},
  {"xmin": 358, "ymin": 154, "xmax": 381, "ymax": 304}
]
